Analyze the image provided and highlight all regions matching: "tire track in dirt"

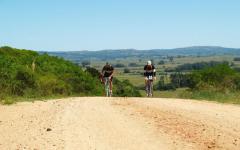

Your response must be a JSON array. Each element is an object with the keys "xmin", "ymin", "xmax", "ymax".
[
  {"xmin": 1, "ymin": 97, "xmax": 240, "ymax": 150},
  {"xmin": 111, "ymin": 98, "xmax": 240, "ymax": 150}
]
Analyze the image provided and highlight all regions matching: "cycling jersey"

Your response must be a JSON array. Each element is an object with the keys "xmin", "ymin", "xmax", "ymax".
[
  {"xmin": 144, "ymin": 65, "xmax": 156, "ymax": 77},
  {"xmin": 102, "ymin": 64, "xmax": 114, "ymax": 77}
]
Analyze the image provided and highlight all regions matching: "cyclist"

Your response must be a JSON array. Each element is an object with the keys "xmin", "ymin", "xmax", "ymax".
[
  {"xmin": 102, "ymin": 62, "xmax": 114, "ymax": 96},
  {"xmin": 144, "ymin": 60, "xmax": 156, "ymax": 96}
]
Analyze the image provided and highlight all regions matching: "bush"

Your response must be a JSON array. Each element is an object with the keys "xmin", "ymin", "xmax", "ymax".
[
  {"xmin": 0, "ymin": 46, "xmax": 103, "ymax": 100},
  {"xmin": 124, "ymin": 68, "xmax": 130, "ymax": 73},
  {"xmin": 81, "ymin": 60, "xmax": 90, "ymax": 67},
  {"xmin": 128, "ymin": 63, "xmax": 138, "ymax": 67},
  {"xmin": 114, "ymin": 63, "xmax": 125, "ymax": 68},
  {"xmin": 188, "ymin": 64, "xmax": 240, "ymax": 92},
  {"xmin": 85, "ymin": 67, "xmax": 101, "ymax": 77},
  {"xmin": 158, "ymin": 60, "xmax": 165, "ymax": 65},
  {"xmin": 234, "ymin": 57, "xmax": 240, "ymax": 61},
  {"xmin": 113, "ymin": 79, "xmax": 141, "ymax": 97},
  {"xmin": 175, "ymin": 61, "xmax": 229, "ymax": 72},
  {"xmin": 156, "ymin": 82, "xmax": 176, "ymax": 91},
  {"xmin": 170, "ymin": 72, "xmax": 191, "ymax": 88}
]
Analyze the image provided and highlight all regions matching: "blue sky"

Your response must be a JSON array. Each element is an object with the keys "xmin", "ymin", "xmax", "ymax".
[{"xmin": 0, "ymin": 0, "xmax": 240, "ymax": 51}]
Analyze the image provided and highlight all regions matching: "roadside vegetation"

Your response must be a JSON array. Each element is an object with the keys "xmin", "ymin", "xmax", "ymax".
[
  {"xmin": 94, "ymin": 55, "xmax": 240, "ymax": 104},
  {"xmin": 0, "ymin": 47, "xmax": 141, "ymax": 104},
  {"xmin": 156, "ymin": 64, "xmax": 240, "ymax": 104},
  {"xmin": 2, "ymin": 46, "xmax": 240, "ymax": 104},
  {"xmin": 0, "ymin": 46, "xmax": 103, "ymax": 104}
]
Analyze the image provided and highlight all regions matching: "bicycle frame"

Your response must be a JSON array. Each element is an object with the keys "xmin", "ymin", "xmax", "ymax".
[
  {"xmin": 104, "ymin": 77, "xmax": 111, "ymax": 97},
  {"xmin": 146, "ymin": 79, "xmax": 153, "ymax": 97}
]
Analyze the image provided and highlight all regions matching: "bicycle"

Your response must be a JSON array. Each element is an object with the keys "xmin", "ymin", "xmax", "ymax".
[
  {"xmin": 146, "ymin": 76, "xmax": 154, "ymax": 97},
  {"xmin": 104, "ymin": 77, "xmax": 112, "ymax": 97}
]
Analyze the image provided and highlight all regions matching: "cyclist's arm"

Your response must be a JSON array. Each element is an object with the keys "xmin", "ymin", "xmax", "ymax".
[
  {"xmin": 109, "ymin": 67, "xmax": 114, "ymax": 78},
  {"xmin": 153, "ymin": 65, "xmax": 156, "ymax": 77},
  {"xmin": 110, "ymin": 71, "xmax": 114, "ymax": 78},
  {"xmin": 144, "ymin": 65, "xmax": 147, "ymax": 77},
  {"xmin": 102, "ymin": 66, "xmax": 105, "ymax": 75}
]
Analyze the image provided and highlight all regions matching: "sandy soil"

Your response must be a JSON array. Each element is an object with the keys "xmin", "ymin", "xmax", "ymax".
[{"xmin": 0, "ymin": 97, "xmax": 240, "ymax": 150}]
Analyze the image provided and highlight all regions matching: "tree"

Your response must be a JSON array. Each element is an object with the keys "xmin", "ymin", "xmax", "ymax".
[
  {"xmin": 158, "ymin": 60, "xmax": 165, "ymax": 65},
  {"xmin": 85, "ymin": 67, "xmax": 101, "ymax": 77},
  {"xmin": 114, "ymin": 63, "xmax": 125, "ymax": 68},
  {"xmin": 128, "ymin": 63, "xmax": 138, "ymax": 67},
  {"xmin": 234, "ymin": 57, "xmax": 240, "ymax": 61},
  {"xmin": 124, "ymin": 68, "xmax": 130, "ymax": 73},
  {"xmin": 188, "ymin": 64, "xmax": 239, "ymax": 92},
  {"xmin": 81, "ymin": 60, "xmax": 90, "ymax": 67}
]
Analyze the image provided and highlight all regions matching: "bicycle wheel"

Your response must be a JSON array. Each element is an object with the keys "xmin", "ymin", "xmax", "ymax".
[
  {"xmin": 147, "ymin": 80, "xmax": 153, "ymax": 97},
  {"xmin": 149, "ymin": 80, "xmax": 153, "ymax": 97},
  {"xmin": 104, "ymin": 77, "xmax": 111, "ymax": 97}
]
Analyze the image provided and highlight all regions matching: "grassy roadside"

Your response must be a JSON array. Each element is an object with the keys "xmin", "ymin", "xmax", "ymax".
[
  {"xmin": 2, "ymin": 89, "xmax": 239, "ymax": 105},
  {"xmin": 140, "ymin": 88, "xmax": 240, "ymax": 104}
]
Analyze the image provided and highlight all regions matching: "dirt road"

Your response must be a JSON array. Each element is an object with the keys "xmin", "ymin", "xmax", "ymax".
[{"xmin": 0, "ymin": 97, "xmax": 240, "ymax": 150}]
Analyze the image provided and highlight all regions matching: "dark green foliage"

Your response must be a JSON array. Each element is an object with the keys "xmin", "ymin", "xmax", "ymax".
[
  {"xmin": 174, "ymin": 61, "xmax": 229, "ymax": 72},
  {"xmin": 188, "ymin": 64, "xmax": 240, "ymax": 92},
  {"xmin": 114, "ymin": 63, "xmax": 125, "ymax": 68},
  {"xmin": 234, "ymin": 57, "xmax": 240, "ymax": 61},
  {"xmin": 170, "ymin": 72, "xmax": 191, "ymax": 88},
  {"xmin": 155, "ymin": 76, "xmax": 176, "ymax": 91},
  {"xmin": 156, "ymin": 82, "xmax": 176, "ymax": 91},
  {"xmin": 128, "ymin": 63, "xmax": 138, "ymax": 67},
  {"xmin": 0, "ymin": 46, "xmax": 103, "ymax": 101},
  {"xmin": 124, "ymin": 68, "xmax": 130, "ymax": 73},
  {"xmin": 81, "ymin": 60, "xmax": 90, "ymax": 67},
  {"xmin": 158, "ymin": 60, "xmax": 165, "ymax": 65},
  {"xmin": 113, "ymin": 79, "xmax": 141, "ymax": 97},
  {"xmin": 158, "ymin": 64, "xmax": 240, "ymax": 94},
  {"xmin": 168, "ymin": 56, "xmax": 174, "ymax": 62},
  {"xmin": 85, "ymin": 67, "xmax": 101, "ymax": 78}
]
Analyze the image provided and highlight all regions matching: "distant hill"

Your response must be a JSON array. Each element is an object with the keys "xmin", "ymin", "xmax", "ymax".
[{"xmin": 41, "ymin": 46, "xmax": 240, "ymax": 62}]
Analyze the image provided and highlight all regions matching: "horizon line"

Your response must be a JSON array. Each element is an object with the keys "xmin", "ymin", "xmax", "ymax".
[{"xmin": 1, "ymin": 45, "xmax": 240, "ymax": 52}]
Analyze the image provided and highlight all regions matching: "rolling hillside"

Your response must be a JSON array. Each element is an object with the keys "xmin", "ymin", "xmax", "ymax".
[{"xmin": 43, "ymin": 46, "xmax": 240, "ymax": 62}]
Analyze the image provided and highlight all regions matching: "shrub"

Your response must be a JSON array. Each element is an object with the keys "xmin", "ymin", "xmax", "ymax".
[
  {"xmin": 81, "ymin": 60, "xmax": 90, "ymax": 67},
  {"xmin": 234, "ymin": 57, "xmax": 240, "ymax": 61},
  {"xmin": 158, "ymin": 60, "xmax": 165, "ymax": 65},
  {"xmin": 114, "ymin": 63, "xmax": 125, "ymax": 68},
  {"xmin": 175, "ymin": 61, "xmax": 229, "ymax": 72},
  {"xmin": 128, "ymin": 63, "xmax": 138, "ymax": 67},
  {"xmin": 124, "ymin": 68, "xmax": 130, "ymax": 73},
  {"xmin": 113, "ymin": 79, "xmax": 141, "ymax": 97},
  {"xmin": 0, "ymin": 46, "xmax": 104, "ymax": 100},
  {"xmin": 188, "ymin": 64, "xmax": 240, "ymax": 92}
]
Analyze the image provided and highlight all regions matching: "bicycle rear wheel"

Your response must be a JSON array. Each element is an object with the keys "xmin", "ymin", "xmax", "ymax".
[
  {"xmin": 147, "ymin": 80, "xmax": 153, "ymax": 97},
  {"xmin": 104, "ymin": 77, "xmax": 111, "ymax": 97}
]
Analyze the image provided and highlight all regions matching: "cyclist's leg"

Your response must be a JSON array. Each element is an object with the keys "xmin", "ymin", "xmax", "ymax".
[
  {"xmin": 144, "ymin": 77, "xmax": 148, "ymax": 92},
  {"xmin": 104, "ymin": 77, "xmax": 109, "ymax": 96},
  {"xmin": 146, "ymin": 80, "xmax": 150, "ymax": 97},
  {"xmin": 150, "ymin": 80, "xmax": 153, "ymax": 97},
  {"xmin": 109, "ymin": 76, "xmax": 113, "ymax": 95}
]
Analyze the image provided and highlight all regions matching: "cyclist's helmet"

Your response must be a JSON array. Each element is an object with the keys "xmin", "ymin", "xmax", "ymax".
[
  {"xmin": 147, "ymin": 60, "xmax": 152, "ymax": 65},
  {"xmin": 146, "ymin": 60, "xmax": 153, "ymax": 70}
]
